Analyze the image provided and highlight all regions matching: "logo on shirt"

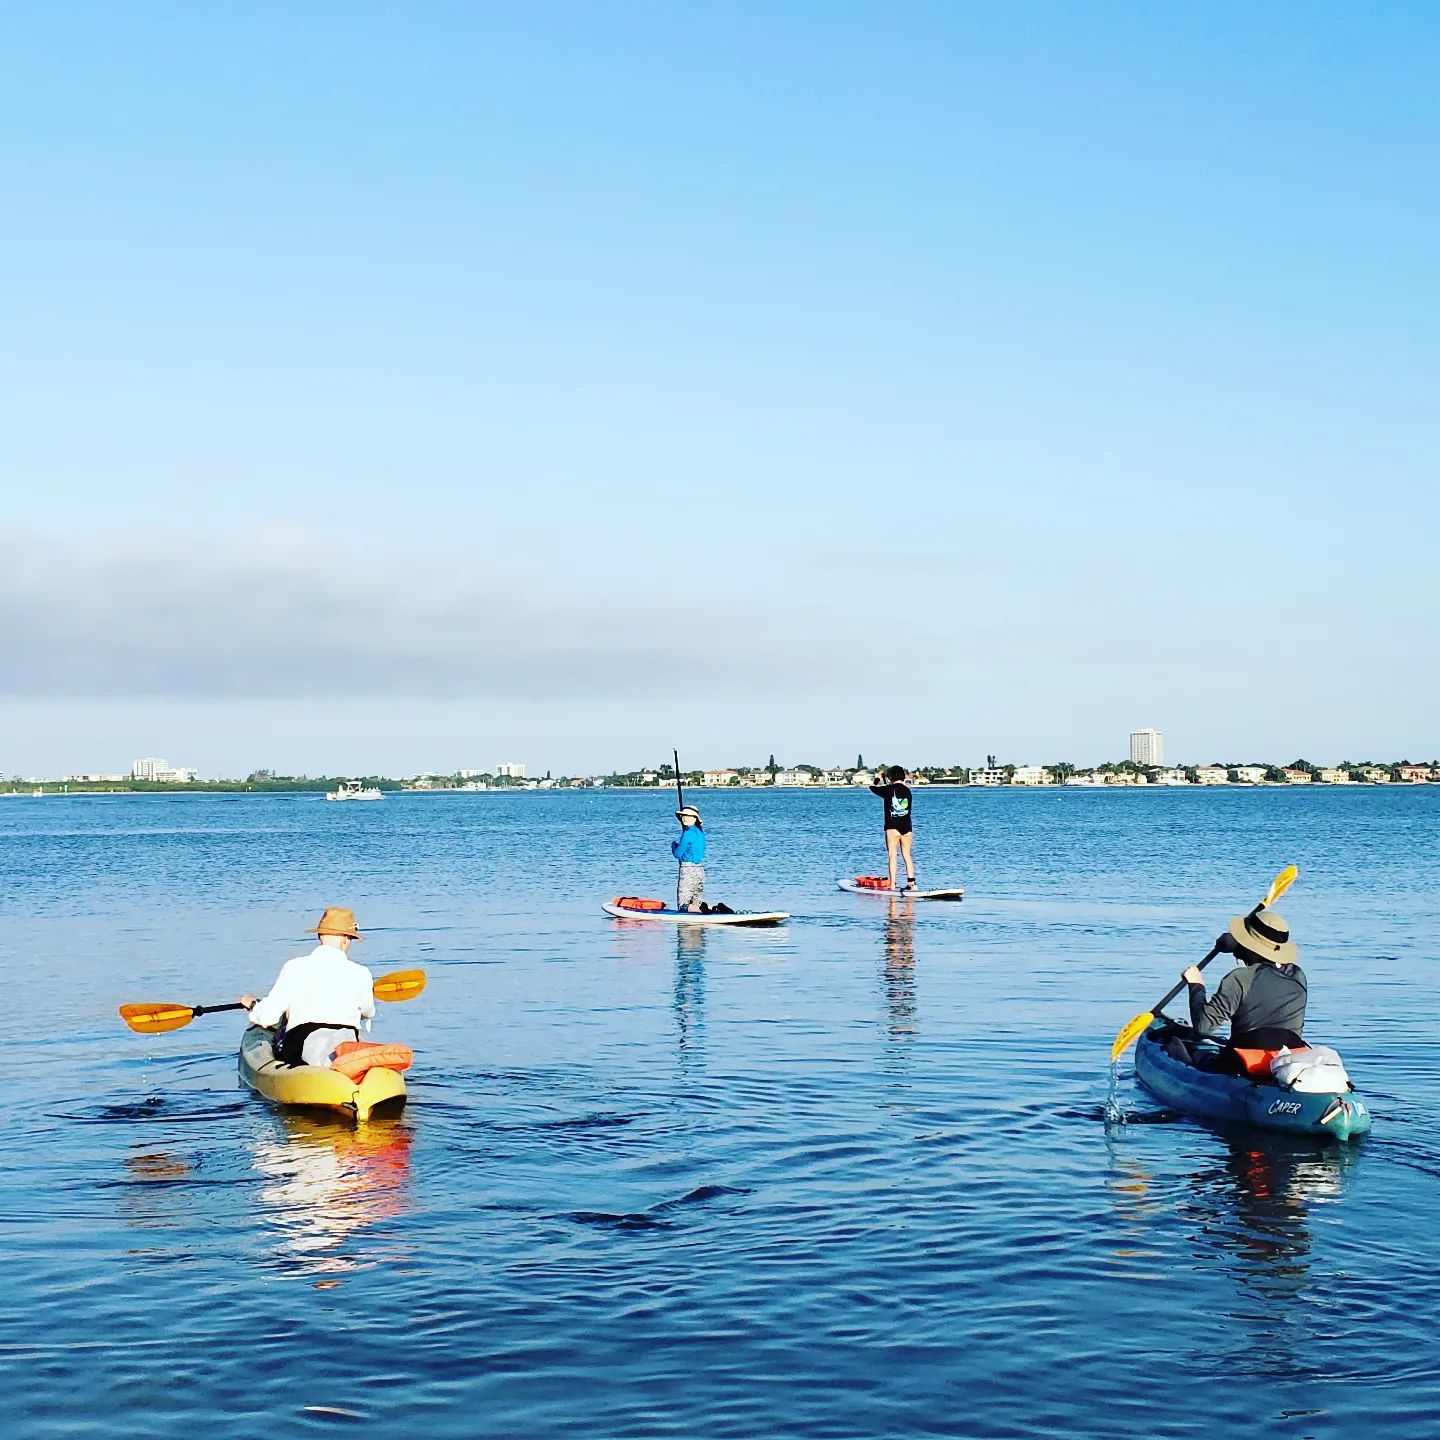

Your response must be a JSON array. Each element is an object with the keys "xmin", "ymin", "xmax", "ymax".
[{"xmin": 890, "ymin": 796, "xmax": 910, "ymax": 818}]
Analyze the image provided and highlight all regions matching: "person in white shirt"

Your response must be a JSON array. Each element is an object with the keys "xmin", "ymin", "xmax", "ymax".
[{"xmin": 239, "ymin": 906, "xmax": 377, "ymax": 1067}]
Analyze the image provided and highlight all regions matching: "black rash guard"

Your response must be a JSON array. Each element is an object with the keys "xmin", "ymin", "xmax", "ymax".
[
  {"xmin": 1188, "ymin": 961, "xmax": 1308, "ymax": 1049},
  {"xmin": 869, "ymin": 782, "xmax": 913, "ymax": 834}
]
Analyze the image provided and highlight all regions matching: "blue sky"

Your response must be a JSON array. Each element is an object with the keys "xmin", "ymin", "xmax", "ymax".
[{"xmin": 2, "ymin": 3, "xmax": 1436, "ymax": 775}]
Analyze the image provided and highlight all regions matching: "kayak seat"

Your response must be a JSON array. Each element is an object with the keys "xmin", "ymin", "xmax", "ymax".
[{"xmin": 332, "ymin": 1041, "xmax": 415, "ymax": 1080}]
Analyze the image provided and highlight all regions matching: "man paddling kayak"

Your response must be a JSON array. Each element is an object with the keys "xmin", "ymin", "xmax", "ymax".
[
  {"xmin": 869, "ymin": 765, "xmax": 916, "ymax": 891},
  {"xmin": 1180, "ymin": 907, "xmax": 1307, "ymax": 1068},
  {"xmin": 238, "ymin": 906, "xmax": 377, "ymax": 1067}
]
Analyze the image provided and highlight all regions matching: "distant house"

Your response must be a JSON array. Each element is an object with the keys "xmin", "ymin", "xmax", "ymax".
[
  {"xmin": 1358, "ymin": 766, "xmax": 1390, "ymax": 783},
  {"xmin": 1281, "ymin": 768, "xmax": 1313, "ymax": 784},
  {"xmin": 1316, "ymin": 768, "xmax": 1350, "ymax": 784},
  {"xmin": 1233, "ymin": 767, "xmax": 1266, "ymax": 784},
  {"xmin": 1195, "ymin": 767, "xmax": 1229, "ymax": 785},
  {"xmin": 1011, "ymin": 765, "xmax": 1053, "ymax": 786},
  {"xmin": 1398, "ymin": 765, "xmax": 1436, "ymax": 783},
  {"xmin": 702, "ymin": 770, "xmax": 739, "ymax": 787},
  {"xmin": 970, "ymin": 768, "xmax": 1007, "ymax": 786},
  {"xmin": 852, "ymin": 770, "xmax": 875, "ymax": 787},
  {"xmin": 1154, "ymin": 769, "xmax": 1190, "ymax": 786},
  {"xmin": 773, "ymin": 768, "xmax": 813, "ymax": 787}
]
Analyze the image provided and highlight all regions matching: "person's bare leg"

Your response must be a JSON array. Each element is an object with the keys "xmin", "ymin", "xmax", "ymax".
[
  {"xmin": 900, "ymin": 832, "xmax": 916, "ymax": 887},
  {"xmin": 885, "ymin": 829, "xmax": 901, "ymax": 889}
]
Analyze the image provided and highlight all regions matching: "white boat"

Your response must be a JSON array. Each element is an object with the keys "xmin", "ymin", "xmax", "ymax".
[{"xmin": 325, "ymin": 779, "xmax": 384, "ymax": 802}]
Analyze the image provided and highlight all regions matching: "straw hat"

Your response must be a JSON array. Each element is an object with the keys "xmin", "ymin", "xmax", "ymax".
[
  {"xmin": 1227, "ymin": 908, "xmax": 1297, "ymax": 965},
  {"xmin": 308, "ymin": 906, "xmax": 363, "ymax": 941},
  {"xmin": 675, "ymin": 805, "xmax": 702, "ymax": 823}
]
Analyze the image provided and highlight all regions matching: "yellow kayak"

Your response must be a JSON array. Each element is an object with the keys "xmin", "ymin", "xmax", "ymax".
[{"xmin": 238, "ymin": 1025, "xmax": 407, "ymax": 1123}]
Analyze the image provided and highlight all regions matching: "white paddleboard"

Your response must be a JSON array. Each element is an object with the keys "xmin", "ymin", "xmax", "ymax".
[
  {"xmin": 603, "ymin": 901, "xmax": 789, "ymax": 926},
  {"xmin": 838, "ymin": 879, "xmax": 965, "ymax": 901}
]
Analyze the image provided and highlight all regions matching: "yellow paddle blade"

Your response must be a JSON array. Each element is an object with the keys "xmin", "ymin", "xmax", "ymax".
[
  {"xmin": 1263, "ymin": 864, "xmax": 1298, "ymax": 909},
  {"xmin": 374, "ymin": 969, "xmax": 426, "ymax": 1001},
  {"xmin": 119, "ymin": 1003, "xmax": 196, "ymax": 1035},
  {"xmin": 1110, "ymin": 1011, "xmax": 1155, "ymax": 1063}
]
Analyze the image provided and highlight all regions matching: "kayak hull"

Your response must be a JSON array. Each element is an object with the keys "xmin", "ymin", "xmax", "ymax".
[
  {"xmin": 238, "ymin": 1026, "xmax": 406, "ymax": 1123},
  {"xmin": 602, "ymin": 902, "xmax": 789, "ymax": 926},
  {"xmin": 838, "ymin": 880, "xmax": 964, "ymax": 900},
  {"xmin": 1134, "ymin": 1023, "xmax": 1370, "ymax": 1142}
]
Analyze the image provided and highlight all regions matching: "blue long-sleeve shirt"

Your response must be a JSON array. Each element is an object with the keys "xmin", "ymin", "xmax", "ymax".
[{"xmin": 672, "ymin": 828, "xmax": 706, "ymax": 864}]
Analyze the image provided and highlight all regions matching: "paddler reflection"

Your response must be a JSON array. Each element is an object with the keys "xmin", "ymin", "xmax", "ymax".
[
  {"xmin": 673, "ymin": 924, "xmax": 707, "ymax": 1066},
  {"xmin": 248, "ymin": 1112, "xmax": 413, "ymax": 1280},
  {"xmin": 881, "ymin": 895, "xmax": 917, "ymax": 1043}
]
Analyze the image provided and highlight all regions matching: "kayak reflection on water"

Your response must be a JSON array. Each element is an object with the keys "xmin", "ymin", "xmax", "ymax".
[
  {"xmin": 1190, "ymin": 1137, "xmax": 1357, "ymax": 1296},
  {"xmin": 1106, "ymin": 1134, "xmax": 1357, "ymax": 1279},
  {"xmin": 248, "ymin": 1112, "xmax": 414, "ymax": 1281}
]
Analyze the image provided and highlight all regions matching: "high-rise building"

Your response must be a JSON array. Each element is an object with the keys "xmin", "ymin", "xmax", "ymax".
[
  {"xmin": 1129, "ymin": 729, "xmax": 1164, "ymax": 766},
  {"xmin": 495, "ymin": 762, "xmax": 527, "ymax": 779},
  {"xmin": 132, "ymin": 757, "xmax": 168, "ymax": 781}
]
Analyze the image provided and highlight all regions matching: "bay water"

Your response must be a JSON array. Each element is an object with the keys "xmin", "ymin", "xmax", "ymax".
[{"xmin": 3, "ymin": 786, "xmax": 1438, "ymax": 1437}]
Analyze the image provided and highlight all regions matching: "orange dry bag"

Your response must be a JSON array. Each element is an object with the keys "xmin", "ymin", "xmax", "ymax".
[{"xmin": 331, "ymin": 1040, "xmax": 415, "ymax": 1081}]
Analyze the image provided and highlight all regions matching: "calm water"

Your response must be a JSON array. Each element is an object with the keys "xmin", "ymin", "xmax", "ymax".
[{"xmin": 3, "ymin": 787, "xmax": 1439, "ymax": 1438}]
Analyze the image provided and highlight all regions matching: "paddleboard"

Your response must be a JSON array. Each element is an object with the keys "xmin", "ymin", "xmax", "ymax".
[
  {"xmin": 603, "ymin": 901, "xmax": 789, "ymax": 926},
  {"xmin": 838, "ymin": 879, "xmax": 965, "ymax": 900}
]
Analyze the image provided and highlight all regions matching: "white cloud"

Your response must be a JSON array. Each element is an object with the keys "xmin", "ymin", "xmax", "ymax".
[{"xmin": 0, "ymin": 528, "xmax": 861, "ymax": 699}]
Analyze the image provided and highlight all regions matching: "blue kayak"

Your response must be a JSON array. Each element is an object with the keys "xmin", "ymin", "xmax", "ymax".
[{"xmin": 1134, "ymin": 1022, "xmax": 1371, "ymax": 1142}]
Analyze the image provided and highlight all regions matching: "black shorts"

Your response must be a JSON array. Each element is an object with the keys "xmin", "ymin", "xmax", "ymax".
[{"xmin": 884, "ymin": 819, "xmax": 913, "ymax": 836}]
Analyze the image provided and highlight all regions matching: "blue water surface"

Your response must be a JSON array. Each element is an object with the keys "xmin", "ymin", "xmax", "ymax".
[{"xmin": 2, "ymin": 786, "xmax": 1438, "ymax": 1438}]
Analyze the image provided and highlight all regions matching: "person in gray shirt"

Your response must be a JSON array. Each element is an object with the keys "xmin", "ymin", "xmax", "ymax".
[{"xmin": 1182, "ymin": 907, "xmax": 1308, "ymax": 1051}]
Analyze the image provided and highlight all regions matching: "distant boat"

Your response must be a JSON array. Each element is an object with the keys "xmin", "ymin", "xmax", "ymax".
[{"xmin": 325, "ymin": 779, "xmax": 384, "ymax": 802}]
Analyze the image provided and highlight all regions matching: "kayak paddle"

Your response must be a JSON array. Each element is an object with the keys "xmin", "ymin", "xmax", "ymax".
[
  {"xmin": 674, "ymin": 747, "xmax": 685, "ymax": 812},
  {"xmin": 119, "ymin": 968, "xmax": 427, "ymax": 1035},
  {"xmin": 1109, "ymin": 864, "xmax": 1298, "ymax": 1062}
]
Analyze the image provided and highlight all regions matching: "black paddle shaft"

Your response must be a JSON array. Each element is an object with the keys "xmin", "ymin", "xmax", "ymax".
[
  {"xmin": 1150, "ymin": 943, "xmax": 1221, "ymax": 1020},
  {"xmin": 191, "ymin": 1002, "xmax": 248, "ymax": 1018},
  {"xmin": 674, "ymin": 748, "xmax": 685, "ymax": 811}
]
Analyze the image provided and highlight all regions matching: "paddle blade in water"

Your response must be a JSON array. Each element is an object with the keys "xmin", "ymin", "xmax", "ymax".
[
  {"xmin": 1110, "ymin": 1011, "xmax": 1155, "ymax": 1063},
  {"xmin": 119, "ymin": 1003, "xmax": 196, "ymax": 1035},
  {"xmin": 1263, "ymin": 864, "xmax": 1299, "ymax": 909},
  {"xmin": 374, "ymin": 969, "xmax": 426, "ymax": 1001}
]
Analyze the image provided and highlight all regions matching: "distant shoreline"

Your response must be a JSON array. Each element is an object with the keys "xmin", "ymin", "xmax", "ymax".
[{"xmin": 3, "ymin": 781, "xmax": 1431, "ymax": 798}]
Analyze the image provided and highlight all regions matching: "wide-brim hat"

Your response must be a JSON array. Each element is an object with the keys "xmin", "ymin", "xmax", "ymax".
[
  {"xmin": 1228, "ymin": 908, "xmax": 1297, "ymax": 965},
  {"xmin": 309, "ymin": 905, "xmax": 363, "ymax": 941},
  {"xmin": 675, "ymin": 805, "xmax": 701, "ymax": 823}
]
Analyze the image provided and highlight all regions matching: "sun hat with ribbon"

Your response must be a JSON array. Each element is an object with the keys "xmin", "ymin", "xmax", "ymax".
[
  {"xmin": 308, "ymin": 906, "xmax": 363, "ymax": 941},
  {"xmin": 675, "ymin": 805, "xmax": 702, "ymax": 823},
  {"xmin": 1227, "ymin": 908, "xmax": 1297, "ymax": 965}
]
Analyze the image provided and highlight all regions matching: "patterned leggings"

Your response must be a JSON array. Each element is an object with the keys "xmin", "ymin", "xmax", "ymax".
[{"xmin": 677, "ymin": 862, "xmax": 706, "ymax": 911}]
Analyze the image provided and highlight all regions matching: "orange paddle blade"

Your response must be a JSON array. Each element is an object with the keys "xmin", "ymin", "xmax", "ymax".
[
  {"xmin": 119, "ymin": 1003, "xmax": 196, "ymax": 1035},
  {"xmin": 374, "ymin": 969, "xmax": 426, "ymax": 1001}
]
